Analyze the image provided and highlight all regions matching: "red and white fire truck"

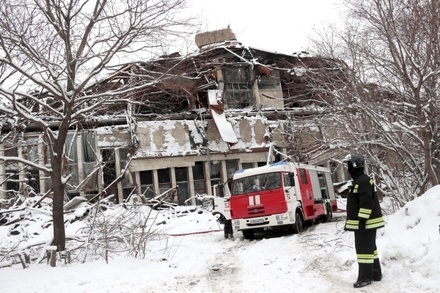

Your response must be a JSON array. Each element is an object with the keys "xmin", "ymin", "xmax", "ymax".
[{"xmin": 213, "ymin": 161, "xmax": 337, "ymax": 239}]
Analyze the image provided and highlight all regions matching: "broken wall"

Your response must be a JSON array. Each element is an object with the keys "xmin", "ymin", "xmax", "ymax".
[{"xmin": 258, "ymin": 70, "xmax": 284, "ymax": 109}]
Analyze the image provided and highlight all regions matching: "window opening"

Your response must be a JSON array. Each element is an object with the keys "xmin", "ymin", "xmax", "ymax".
[
  {"xmin": 241, "ymin": 163, "xmax": 254, "ymax": 170},
  {"xmin": 65, "ymin": 133, "xmax": 78, "ymax": 162},
  {"xmin": 224, "ymin": 66, "xmax": 253, "ymax": 109},
  {"xmin": 210, "ymin": 161, "xmax": 221, "ymax": 189},
  {"xmin": 140, "ymin": 170, "xmax": 154, "ymax": 199},
  {"xmin": 4, "ymin": 146, "xmax": 19, "ymax": 195},
  {"xmin": 175, "ymin": 167, "xmax": 189, "ymax": 203},
  {"xmin": 83, "ymin": 132, "xmax": 97, "ymax": 162},
  {"xmin": 192, "ymin": 162, "xmax": 206, "ymax": 195},
  {"xmin": 158, "ymin": 168, "xmax": 171, "ymax": 194},
  {"xmin": 226, "ymin": 159, "xmax": 239, "ymax": 179},
  {"xmin": 101, "ymin": 149, "xmax": 116, "ymax": 190}
]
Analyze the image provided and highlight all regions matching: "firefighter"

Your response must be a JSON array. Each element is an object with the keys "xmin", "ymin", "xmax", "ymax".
[{"xmin": 343, "ymin": 153, "xmax": 385, "ymax": 288}]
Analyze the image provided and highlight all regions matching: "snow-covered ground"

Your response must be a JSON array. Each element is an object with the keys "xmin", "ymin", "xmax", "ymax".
[{"xmin": 1, "ymin": 186, "xmax": 440, "ymax": 293}]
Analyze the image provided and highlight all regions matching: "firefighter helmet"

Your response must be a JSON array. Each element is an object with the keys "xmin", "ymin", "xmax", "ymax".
[{"xmin": 343, "ymin": 153, "xmax": 365, "ymax": 169}]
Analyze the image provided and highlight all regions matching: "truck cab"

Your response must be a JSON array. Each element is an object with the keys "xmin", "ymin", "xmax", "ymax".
[{"xmin": 228, "ymin": 161, "xmax": 337, "ymax": 239}]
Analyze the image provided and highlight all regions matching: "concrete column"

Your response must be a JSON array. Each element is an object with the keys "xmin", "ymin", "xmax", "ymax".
[
  {"xmin": 187, "ymin": 166, "xmax": 195, "ymax": 205},
  {"xmin": 135, "ymin": 171, "xmax": 141, "ymax": 196},
  {"xmin": 152, "ymin": 169, "xmax": 159, "ymax": 195},
  {"xmin": 220, "ymin": 160, "xmax": 228, "ymax": 184},
  {"xmin": 170, "ymin": 167, "xmax": 176, "ymax": 188},
  {"xmin": 204, "ymin": 161, "xmax": 212, "ymax": 196}
]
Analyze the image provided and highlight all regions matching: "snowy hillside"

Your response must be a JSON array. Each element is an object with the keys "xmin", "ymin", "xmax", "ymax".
[{"xmin": 1, "ymin": 186, "xmax": 440, "ymax": 293}]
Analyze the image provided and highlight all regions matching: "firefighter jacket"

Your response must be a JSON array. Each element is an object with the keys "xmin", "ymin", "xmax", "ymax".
[{"xmin": 345, "ymin": 170, "xmax": 385, "ymax": 231}]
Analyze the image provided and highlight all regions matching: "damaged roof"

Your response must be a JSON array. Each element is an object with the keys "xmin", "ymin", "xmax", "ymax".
[{"xmin": 86, "ymin": 29, "xmax": 350, "ymax": 119}]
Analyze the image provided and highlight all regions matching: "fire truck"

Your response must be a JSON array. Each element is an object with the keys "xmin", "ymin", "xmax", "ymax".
[{"xmin": 213, "ymin": 161, "xmax": 337, "ymax": 239}]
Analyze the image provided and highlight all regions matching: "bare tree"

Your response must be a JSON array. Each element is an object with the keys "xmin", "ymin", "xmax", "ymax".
[
  {"xmin": 0, "ymin": 0, "xmax": 196, "ymax": 265},
  {"xmin": 310, "ymin": 0, "xmax": 440, "ymax": 202}
]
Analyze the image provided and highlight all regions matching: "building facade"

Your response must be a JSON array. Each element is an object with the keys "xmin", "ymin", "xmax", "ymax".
[{"xmin": 0, "ymin": 29, "xmax": 349, "ymax": 204}]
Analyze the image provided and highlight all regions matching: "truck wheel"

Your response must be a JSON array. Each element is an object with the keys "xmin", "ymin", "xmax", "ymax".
[
  {"xmin": 292, "ymin": 210, "xmax": 304, "ymax": 234},
  {"xmin": 242, "ymin": 229, "xmax": 255, "ymax": 240}
]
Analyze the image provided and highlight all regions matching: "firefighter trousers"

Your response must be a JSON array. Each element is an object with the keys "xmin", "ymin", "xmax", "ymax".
[
  {"xmin": 224, "ymin": 219, "xmax": 233, "ymax": 238},
  {"xmin": 354, "ymin": 229, "xmax": 382, "ymax": 281}
]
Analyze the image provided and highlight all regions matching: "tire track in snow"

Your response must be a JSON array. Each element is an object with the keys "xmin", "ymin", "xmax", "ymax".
[
  {"xmin": 204, "ymin": 239, "xmax": 246, "ymax": 293},
  {"xmin": 178, "ymin": 234, "xmax": 252, "ymax": 293}
]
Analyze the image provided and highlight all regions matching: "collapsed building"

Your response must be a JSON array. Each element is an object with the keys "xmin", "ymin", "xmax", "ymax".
[{"xmin": 0, "ymin": 28, "xmax": 350, "ymax": 204}]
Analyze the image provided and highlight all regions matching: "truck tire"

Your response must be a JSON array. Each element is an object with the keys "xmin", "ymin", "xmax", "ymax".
[
  {"xmin": 242, "ymin": 229, "xmax": 255, "ymax": 240},
  {"xmin": 292, "ymin": 210, "xmax": 304, "ymax": 234}
]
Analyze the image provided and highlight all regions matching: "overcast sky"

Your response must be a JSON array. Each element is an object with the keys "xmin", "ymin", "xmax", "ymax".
[{"xmin": 189, "ymin": 0, "xmax": 345, "ymax": 54}]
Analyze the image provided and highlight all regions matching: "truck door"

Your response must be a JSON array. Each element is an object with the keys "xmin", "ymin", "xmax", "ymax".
[{"xmin": 297, "ymin": 168, "xmax": 315, "ymax": 219}]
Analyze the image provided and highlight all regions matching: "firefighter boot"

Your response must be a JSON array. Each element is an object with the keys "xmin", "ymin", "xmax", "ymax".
[
  {"xmin": 353, "ymin": 280, "xmax": 371, "ymax": 288},
  {"xmin": 353, "ymin": 264, "xmax": 373, "ymax": 288},
  {"xmin": 373, "ymin": 258, "xmax": 382, "ymax": 281}
]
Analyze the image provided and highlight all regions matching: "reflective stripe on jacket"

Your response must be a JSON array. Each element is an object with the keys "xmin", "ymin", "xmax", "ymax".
[{"xmin": 344, "ymin": 172, "xmax": 385, "ymax": 231}]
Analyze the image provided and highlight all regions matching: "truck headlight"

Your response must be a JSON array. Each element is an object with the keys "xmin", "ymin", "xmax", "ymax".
[{"xmin": 275, "ymin": 214, "xmax": 288, "ymax": 221}]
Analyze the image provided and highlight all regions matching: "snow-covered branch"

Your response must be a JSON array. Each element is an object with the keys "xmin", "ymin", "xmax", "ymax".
[{"xmin": 0, "ymin": 155, "xmax": 52, "ymax": 173}]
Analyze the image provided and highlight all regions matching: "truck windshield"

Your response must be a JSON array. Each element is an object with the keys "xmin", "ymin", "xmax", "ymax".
[{"xmin": 232, "ymin": 172, "xmax": 281, "ymax": 195}]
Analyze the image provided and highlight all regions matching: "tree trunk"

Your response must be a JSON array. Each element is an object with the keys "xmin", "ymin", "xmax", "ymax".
[
  {"xmin": 51, "ymin": 136, "xmax": 68, "ymax": 255},
  {"xmin": 52, "ymin": 178, "xmax": 66, "ymax": 252}
]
